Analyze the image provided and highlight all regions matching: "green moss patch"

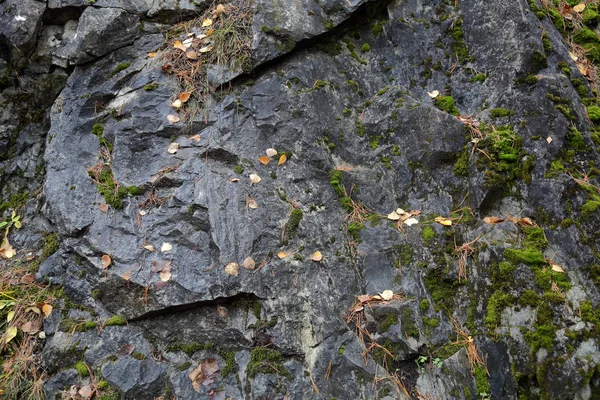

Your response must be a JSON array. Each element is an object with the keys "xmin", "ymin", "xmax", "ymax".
[
  {"xmin": 104, "ymin": 315, "xmax": 127, "ymax": 326},
  {"xmin": 247, "ymin": 348, "xmax": 290, "ymax": 378},
  {"xmin": 434, "ymin": 96, "xmax": 460, "ymax": 116}
]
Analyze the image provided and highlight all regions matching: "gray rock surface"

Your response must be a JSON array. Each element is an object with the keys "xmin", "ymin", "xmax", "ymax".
[{"xmin": 1, "ymin": 0, "xmax": 600, "ymax": 399}]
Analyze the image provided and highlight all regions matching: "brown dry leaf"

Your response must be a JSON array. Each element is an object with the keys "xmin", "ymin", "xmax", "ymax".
[
  {"xmin": 573, "ymin": 3, "xmax": 585, "ymax": 12},
  {"xmin": 206, "ymin": 28, "xmax": 215, "ymax": 36},
  {"xmin": 173, "ymin": 40, "xmax": 188, "ymax": 51},
  {"xmin": 311, "ymin": 251, "xmax": 323, "ymax": 262},
  {"xmin": 517, "ymin": 217, "xmax": 535, "ymax": 227},
  {"xmin": 550, "ymin": 262, "xmax": 565, "ymax": 273},
  {"xmin": 577, "ymin": 63, "xmax": 588, "ymax": 76},
  {"xmin": 278, "ymin": 154, "xmax": 287, "ymax": 166},
  {"xmin": 380, "ymin": 290, "xmax": 394, "ymax": 301},
  {"xmin": 569, "ymin": 51, "xmax": 578, "ymax": 62},
  {"xmin": 168, "ymin": 142, "xmax": 180, "ymax": 154},
  {"xmin": 249, "ymin": 174, "xmax": 261, "ymax": 184},
  {"xmin": 483, "ymin": 216, "xmax": 505, "ymax": 224},
  {"xmin": 117, "ymin": 343, "xmax": 135, "ymax": 359},
  {"xmin": 152, "ymin": 260, "xmax": 171, "ymax": 273},
  {"xmin": 42, "ymin": 304, "xmax": 53, "ymax": 318},
  {"xmin": 189, "ymin": 134, "xmax": 201, "ymax": 142},
  {"xmin": 247, "ymin": 198, "xmax": 259, "ymax": 209},
  {"xmin": 224, "ymin": 262, "xmax": 239, "ymax": 276},
  {"xmin": 21, "ymin": 321, "xmax": 40, "ymax": 335},
  {"xmin": 217, "ymin": 305, "xmax": 228, "ymax": 318},
  {"xmin": 202, "ymin": 18, "xmax": 213, "ymax": 27},
  {"xmin": 357, "ymin": 294, "xmax": 372, "ymax": 303},
  {"xmin": 147, "ymin": 52, "xmax": 157, "ymax": 58},
  {"xmin": 266, "ymin": 148, "xmax": 277, "ymax": 157},
  {"xmin": 0, "ymin": 237, "xmax": 16, "ymax": 259},
  {"xmin": 215, "ymin": 4, "xmax": 226, "ymax": 14},
  {"xmin": 123, "ymin": 270, "xmax": 132, "ymax": 281},
  {"xmin": 78, "ymin": 385, "xmax": 94, "ymax": 400},
  {"xmin": 387, "ymin": 211, "xmax": 401, "ymax": 221},
  {"xmin": 143, "ymin": 244, "xmax": 155, "ymax": 252},
  {"xmin": 199, "ymin": 45, "xmax": 213, "ymax": 53},
  {"xmin": 180, "ymin": 92, "xmax": 191, "ymax": 103},
  {"xmin": 434, "ymin": 217, "xmax": 453, "ymax": 226},
  {"xmin": 161, "ymin": 242, "xmax": 173, "ymax": 252},
  {"xmin": 258, "ymin": 155, "xmax": 271, "ymax": 165},
  {"xmin": 167, "ymin": 114, "xmax": 180, "ymax": 124},
  {"xmin": 243, "ymin": 257, "xmax": 255, "ymax": 271},
  {"xmin": 21, "ymin": 273, "xmax": 36, "ymax": 284},
  {"xmin": 277, "ymin": 251, "xmax": 289, "ymax": 259},
  {"xmin": 99, "ymin": 203, "xmax": 109, "ymax": 213},
  {"xmin": 189, "ymin": 358, "xmax": 220, "ymax": 392},
  {"xmin": 186, "ymin": 50, "xmax": 198, "ymax": 60},
  {"xmin": 101, "ymin": 254, "xmax": 112, "ymax": 269}
]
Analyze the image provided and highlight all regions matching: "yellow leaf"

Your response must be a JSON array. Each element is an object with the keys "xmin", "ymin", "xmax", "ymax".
[
  {"xmin": 143, "ymin": 244, "xmax": 155, "ymax": 252},
  {"xmin": 206, "ymin": 28, "xmax": 215, "ymax": 36},
  {"xmin": 0, "ymin": 237, "xmax": 16, "ymax": 259},
  {"xmin": 42, "ymin": 304, "xmax": 53, "ymax": 318},
  {"xmin": 569, "ymin": 51, "xmax": 578, "ymax": 62},
  {"xmin": 434, "ymin": 216, "xmax": 452, "ymax": 226},
  {"xmin": 310, "ymin": 251, "xmax": 322, "ymax": 262},
  {"xmin": 180, "ymin": 92, "xmax": 191, "ymax": 103},
  {"xmin": 224, "ymin": 262, "xmax": 239, "ymax": 276},
  {"xmin": 258, "ymin": 155, "xmax": 271, "ymax": 165},
  {"xmin": 147, "ymin": 52, "xmax": 157, "ymax": 58},
  {"xmin": 172, "ymin": 99, "xmax": 182, "ymax": 108},
  {"xmin": 277, "ymin": 251, "xmax": 288, "ymax": 259},
  {"xmin": 173, "ymin": 40, "xmax": 188, "ymax": 51},
  {"xmin": 199, "ymin": 45, "xmax": 213, "ymax": 53},
  {"xmin": 278, "ymin": 154, "xmax": 287, "ymax": 166},
  {"xmin": 4, "ymin": 326, "xmax": 17, "ymax": 344},
  {"xmin": 215, "ymin": 4, "xmax": 226, "ymax": 14},
  {"xmin": 573, "ymin": 3, "xmax": 585, "ymax": 12},
  {"xmin": 123, "ymin": 270, "xmax": 131, "ymax": 281},
  {"xmin": 202, "ymin": 18, "xmax": 213, "ymax": 27},
  {"xmin": 483, "ymin": 216, "xmax": 505, "ymax": 224},
  {"xmin": 247, "ymin": 198, "xmax": 259, "ymax": 209},
  {"xmin": 550, "ymin": 262, "xmax": 565, "ymax": 273},
  {"xmin": 7, "ymin": 311, "xmax": 15, "ymax": 322},
  {"xmin": 101, "ymin": 254, "xmax": 112, "ymax": 269},
  {"xmin": 159, "ymin": 269, "xmax": 171, "ymax": 281}
]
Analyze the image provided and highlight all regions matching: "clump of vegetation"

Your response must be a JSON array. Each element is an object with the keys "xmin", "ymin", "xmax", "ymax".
[
  {"xmin": 104, "ymin": 315, "xmax": 127, "ymax": 326},
  {"xmin": 490, "ymin": 108, "xmax": 513, "ymax": 118},
  {"xmin": 110, "ymin": 62, "xmax": 131, "ymax": 77},
  {"xmin": 285, "ymin": 208, "xmax": 303, "ymax": 240},
  {"xmin": 360, "ymin": 43, "xmax": 371, "ymax": 52},
  {"xmin": 434, "ymin": 96, "xmax": 460, "ymax": 116},
  {"xmin": 247, "ymin": 347, "xmax": 290, "ymax": 378}
]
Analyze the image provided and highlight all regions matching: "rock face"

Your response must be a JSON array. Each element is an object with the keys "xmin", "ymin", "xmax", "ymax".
[{"xmin": 2, "ymin": 0, "xmax": 600, "ymax": 399}]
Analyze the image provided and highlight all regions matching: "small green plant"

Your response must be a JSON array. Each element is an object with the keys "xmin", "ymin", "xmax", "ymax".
[
  {"xmin": 433, "ymin": 357, "xmax": 443, "ymax": 368},
  {"xmin": 415, "ymin": 355, "xmax": 428, "ymax": 370}
]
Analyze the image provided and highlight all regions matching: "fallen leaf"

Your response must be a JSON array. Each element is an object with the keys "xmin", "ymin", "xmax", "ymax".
[
  {"xmin": 249, "ymin": 174, "xmax": 261, "ymax": 184},
  {"xmin": 517, "ymin": 217, "xmax": 535, "ymax": 227},
  {"xmin": 577, "ymin": 63, "xmax": 588, "ymax": 76},
  {"xmin": 172, "ymin": 99, "xmax": 182, "ymax": 108},
  {"xmin": 247, "ymin": 198, "xmax": 259, "ymax": 209},
  {"xmin": 483, "ymin": 216, "xmax": 505, "ymax": 224},
  {"xmin": 180, "ymin": 92, "xmax": 191, "ymax": 103},
  {"xmin": 225, "ymin": 262, "xmax": 239, "ymax": 276},
  {"xmin": 199, "ymin": 45, "xmax": 213, "ymax": 53},
  {"xmin": 4, "ymin": 326, "xmax": 17, "ymax": 344},
  {"xmin": 101, "ymin": 255, "xmax": 112, "ymax": 269},
  {"xmin": 42, "ymin": 304, "xmax": 53, "ymax": 318},
  {"xmin": 215, "ymin": 4, "xmax": 226, "ymax": 14},
  {"xmin": 183, "ymin": 37, "xmax": 194, "ymax": 46},
  {"xmin": 434, "ymin": 217, "xmax": 453, "ymax": 226},
  {"xmin": 168, "ymin": 142, "xmax": 180, "ymax": 154},
  {"xmin": 152, "ymin": 260, "xmax": 171, "ymax": 273},
  {"xmin": 0, "ymin": 237, "xmax": 16, "ymax": 259},
  {"xmin": 186, "ymin": 51, "xmax": 198, "ymax": 60},
  {"xmin": 569, "ymin": 51, "xmax": 578, "ymax": 62},
  {"xmin": 404, "ymin": 217, "xmax": 419, "ymax": 226},
  {"xmin": 189, "ymin": 134, "xmax": 201, "ymax": 142},
  {"xmin": 7, "ymin": 311, "xmax": 14, "ymax": 322},
  {"xmin": 387, "ymin": 211, "xmax": 401, "ymax": 221},
  {"xmin": 266, "ymin": 148, "xmax": 277, "ymax": 157},
  {"xmin": 206, "ymin": 28, "xmax": 215, "ymax": 36},
  {"xmin": 173, "ymin": 40, "xmax": 188, "ymax": 51},
  {"xmin": 99, "ymin": 203, "xmax": 109, "ymax": 213},
  {"xmin": 550, "ymin": 262, "xmax": 565, "ymax": 273},
  {"xmin": 228, "ymin": 178, "xmax": 239, "ymax": 182},
  {"xmin": 258, "ymin": 155, "xmax": 271, "ymax": 165},
  {"xmin": 117, "ymin": 343, "xmax": 135, "ymax": 359},
  {"xmin": 217, "ymin": 305, "xmax": 228, "ymax": 318},
  {"xmin": 139, "ymin": 210, "xmax": 147, "ymax": 216},
  {"xmin": 143, "ymin": 244, "xmax": 155, "ymax": 252},
  {"xmin": 21, "ymin": 321, "xmax": 39, "ymax": 334},
  {"xmin": 427, "ymin": 90, "xmax": 440, "ymax": 98},
  {"xmin": 380, "ymin": 290, "xmax": 394, "ymax": 301},
  {"xmin": 123, "ymin": 270, "xmax": 131, "ymax": 281},
  {"xmin": 277, "ymin": 251, "xmax": 289, "ymax": 259},
  {"xmin": 39, "ymin": 331, "xmax": 46, "ymax": 339},
  {"xmin": 353, "ymin": 305, "xmax": 364, "ymax": 312},
  {"xmin": 278, "ymin": 154, "xmax": 287, "ymax": 166},
  {"xmin": 20, "ymin": 273, "xmax": 36, "ymax": 284},
  {"xmin": 372, "ymin": 295, "xmax": 382, "ymax": 300},
  {"xmin": 78, "ymin": 385, "xmax": 94, "ymax": 400},
  {"xmin": 189, "ymin": 358, "xmax": 220, "ymax": 392},
  {"xmin": 167, "ymin": 114, "xmax": 180, "ymax": 124},
  {"xmin": 546, "ymin": 136, "xmax": 553, "ymax": 144},
  {"xmin": 573, "ymin": 3, "xmax": 585, "ymax": 12},
  {"xmin": 147, "ymin": 52, "xmax": 157, "ymax": 58},
  {"xmin": 357, "ymin": 294, "xmax": 372, "ymax": 303},
  {"xmin": 202, "ymin": 18, "xmax": 213, "ymax": 27},
  {"xmin": 311, "ymin": 251, "xmax": 323, "ymax": 262},
  {"xmin": 159, "ymin": 269, "xmax": 171, "ymax": 282},
  {"xmin": 243, "ymin": 257, "xmax": 256, "ymax": 271},
  {"xmin": 161, "ymin": 242, "xmax": 173, "ymax": 252},
  {"xmin": 26, "ymin": 306, "xmax": 40, "ymax": 314}
]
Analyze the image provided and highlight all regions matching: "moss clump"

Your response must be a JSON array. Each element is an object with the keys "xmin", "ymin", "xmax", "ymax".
[
  {"xmin": 423, "ymin": 268, "xmax": 460, "ymax": 312},
  {"xmin": 104, "ymin": 315, "xmax": 127, "ymax": 326},
  {"xmin": 371, "ymin": 22, "xmax": 385, "ymax": 36},
  {"xmin": 338, "ymin": 344, "xmax": 345, "ymax": 355},
  {"xmin": 454, "ymin": 147, "xmax": 470, "ymax": 176},
  {"xmin": 285, "ymin": 208, "xmax": 303, "ymax": 239},
  {"xmin": 97, "ymin": 380, "xmax": 110, "ymax": 390},
  {"xmin": 131, "ymin": 352, "xmax": 146, "ymax": 360},
  {"xmin": 379, "ymin": 313, "xmax": 398, "ymax": 332},
  {"xmin": 84, "ymin": 321, "xmax": 97, "ymax": 330},
  {"xmin": 247, "ymin": 348, "xmax": 290, "ymax": 378},
  {"xmin": 143, "ymin": 82, "xmax": 159, "ymax": 91},
  {"xmin": 347, "ymin": 221, "xmax": 364, "ymax": 243},
  {"xmin": 484, "ymin": 290, "xmax": 513, "ymax": 331},
  {"xmin": 449, "ymin": 17, "xmax": 473, "ymax": 63},
  {"xmin": 175, "ymin": 342, "xmax": 214, "ymax": 356},
  {"xmin": 233, "ymin": 165, "xmax": 244, "ymax": 174},
  {"xmin": 434, "ymin": 96, "xmax": 460, "ymax": 116},
  {"xmin": 401, "ymin": 308, "xmax": 419, "ymax": 338},
  {"xmin": 523, "ymin": 227, "xmax": 548, "ymax": 250},
  {"xmin": 490, "ymin": 108, "xmax": 513, "ymax": 118},
  {"xmin": 582, "ymin": 199, "xmax": 600, "ymax": 218},
  {"xmin": 477, "ymin": 127, "xmax": 530, "ymax": 188},
  {"xmin": 41, "ymin": 232, "xmax": 59, "ymax": 260},
  {"xmin": 74, "ymin": 361, "xmax": 89, "ymax": 377},
  {"xmin": 111, "ymin": 62, "xmax": 131, "ymax": 77},
  {"xmin": 588, "ymin": 105, "xmax": 600, "ymax": 122},
  {"xmin": 376, "ymin": 86, "xmax": 389, "ymax": 96},
  {"xmin": 503, "ymin": 248, "xmax": 546, "ymax": 265},
  {"xmin": 524, "ymin": 302, "xmax": 556, "ymax": 352},
  {"xmin": 360, "ymin": 43, "xmax": 371, "ymax": 52},
  {"xmin": 420, "ymin": 225, "xmax": 436, "ymax": 242},
  {"xmin": 219, "ymin": 350, "xmax": 237, "ymax": 377},
  {"xmin": 419, "ymin": 299, "xmax": 430, "ymax": 312},
  {"xmin": 469, "ymin": 73, "xmax": 486, "ymax": 83},
  {"xmin": 518, "ymin": 289, "xmax": 540, "ymax": 307},
  {"xmin": 474, "ymin": 365, "xmax": 490, "ymax": 396}
]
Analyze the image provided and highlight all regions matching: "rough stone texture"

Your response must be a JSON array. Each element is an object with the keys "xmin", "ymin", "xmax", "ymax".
[{"xmin": 1, "ymin": 0, "xmax": 600, "ymax": 399}]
